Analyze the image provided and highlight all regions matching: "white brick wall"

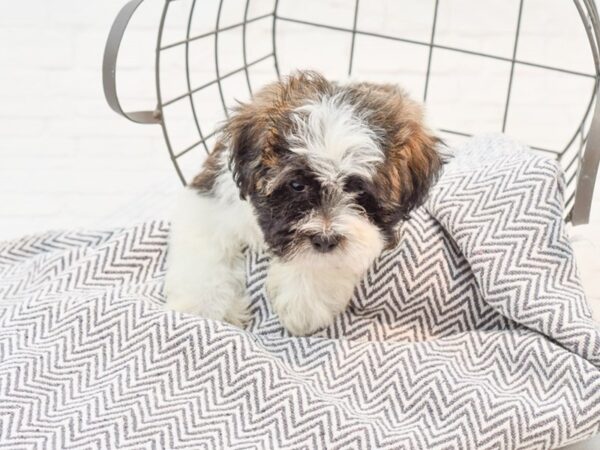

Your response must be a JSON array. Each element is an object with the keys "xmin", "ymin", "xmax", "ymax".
[
  {"xmin": 0, "ymin": 0, "xmax": 178, "ymax": 239},
  {"xmin": 0, "ymin": 0, "xmax": 599, "ymax": 241}
]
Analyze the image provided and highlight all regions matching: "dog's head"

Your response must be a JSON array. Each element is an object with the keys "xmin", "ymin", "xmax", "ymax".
[{"xmin": 225, "ymin": 71, "xmax": 441, "ymax": 262}]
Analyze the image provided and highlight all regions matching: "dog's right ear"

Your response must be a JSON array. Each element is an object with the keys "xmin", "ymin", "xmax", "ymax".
[
  {"xmin": 225, "ymin": 97, "xmax": 290, "ymax": 200},
  {"xmin": 225, "ymin": 71, "xmax": 326, "ymax": 199},
  {"xmin": 224, "ymin": 103, "xmax": 266, "ymax": 200}
]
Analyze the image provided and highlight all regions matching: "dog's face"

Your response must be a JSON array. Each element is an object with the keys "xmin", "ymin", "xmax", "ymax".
[{"xmin": 225, "ymin": 71, "xmax": 441, "ymax": 262}]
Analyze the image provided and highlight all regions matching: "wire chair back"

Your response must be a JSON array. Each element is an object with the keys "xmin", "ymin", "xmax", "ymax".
[{"xmin": 103, "ymin": 0, "xmax": 600, "ymax": 224}]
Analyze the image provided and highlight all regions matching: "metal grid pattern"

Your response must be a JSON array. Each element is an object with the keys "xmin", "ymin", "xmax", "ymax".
[{"xmin": 103, "ymin": 0, "xmax": 600, "ymax": 224}]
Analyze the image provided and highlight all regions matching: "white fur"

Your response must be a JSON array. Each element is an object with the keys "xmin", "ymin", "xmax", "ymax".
[
  {"xmin": 165, "ymin": 174, "xmax": 384, "ymax": 335},
  {"xmin": 289, "ymin": 93, "xmax": 384, "ymax": 181},
  {"xmin": 267, "ymin": 208, "xmax": 384, "ymax": 335},
  {"xmin": 164, "ymin": 166, "xmax": 262, "ymax": 326}
]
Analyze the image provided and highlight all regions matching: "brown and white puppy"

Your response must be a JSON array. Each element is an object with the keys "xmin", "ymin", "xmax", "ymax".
[{"xmin": 165, "ymin": 71, "xmax": 441, "ymax": 335}]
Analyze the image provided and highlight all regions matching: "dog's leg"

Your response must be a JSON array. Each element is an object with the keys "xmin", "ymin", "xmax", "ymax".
[
  {"xmin": 165, "ymin": 185, "xmax": 260, "ymax": 326},
  {"xmin": 266, "ymin": 258, "xmax": 363, "ymax": 336}
]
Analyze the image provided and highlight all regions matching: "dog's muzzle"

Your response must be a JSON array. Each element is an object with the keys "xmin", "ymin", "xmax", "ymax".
[{"xmin": 310, "ymin": 233, "xmax": 341, "ymax": 253}]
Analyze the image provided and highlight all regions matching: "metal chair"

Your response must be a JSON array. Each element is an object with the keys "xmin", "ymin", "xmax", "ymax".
[{"xmin": 103, "ymin": 0, "xmax": 600, "ymax": 225}]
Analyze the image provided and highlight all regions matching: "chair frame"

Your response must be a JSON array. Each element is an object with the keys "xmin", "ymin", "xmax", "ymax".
[{"xmin": 103, "ymin": 0, "xmax": 600, "ymax": 224}]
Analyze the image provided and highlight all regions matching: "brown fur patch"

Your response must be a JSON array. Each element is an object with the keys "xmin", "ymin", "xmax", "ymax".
[
  {"xmin": 190, "ymin": 140, "xmax": 226, "ymax": 193},
  {"xmin": 343, "ymin": 81, "xmax": 442, "ymax": 230},
  {"xmin": 224, "ymin": 71, "xmax": 334, "ymax": 199},
  {"xmin": 192, "ymin": 71, "xmax": 441, "ymax": 252}
]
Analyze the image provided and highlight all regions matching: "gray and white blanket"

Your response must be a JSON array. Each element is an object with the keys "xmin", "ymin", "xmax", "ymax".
[{"xmin": 1, "ymin": 135, "xmax": 599, "ymax": 449}]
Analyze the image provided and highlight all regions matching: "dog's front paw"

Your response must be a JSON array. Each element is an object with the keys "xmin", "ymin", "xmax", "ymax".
[
  {"xmin": 223, "ymin": 296, "xmax": 252, "ymax": 328},
  {"xmin": 266, "ymin": 267, "xmax": 354, "ymax": 336},
  {"xmin": 270, "ymin": 293, "xmax": 338, "ymax": 336}
]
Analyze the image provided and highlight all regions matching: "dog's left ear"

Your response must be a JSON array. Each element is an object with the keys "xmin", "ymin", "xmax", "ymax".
[
  {"xmin": 376, "ymin": 117, "xmax": 442, "ymax": 224},
  {"xmin": 395, "ymin": 124, "xmax": 442, "ymax": 218},
  {"xmin": 353, "ymin": 83, "xmax": 442, "ymax": 225}
]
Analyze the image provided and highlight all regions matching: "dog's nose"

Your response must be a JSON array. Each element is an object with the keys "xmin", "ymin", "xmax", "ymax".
[{"xmin": 311, "ymin": 234, "xmax": 340, "ymax": 253}]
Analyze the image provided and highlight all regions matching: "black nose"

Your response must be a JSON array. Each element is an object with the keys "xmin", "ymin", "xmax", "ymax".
[{"xmin": 311, "ymin": 234, "xmax": 340, "ymax": 253}]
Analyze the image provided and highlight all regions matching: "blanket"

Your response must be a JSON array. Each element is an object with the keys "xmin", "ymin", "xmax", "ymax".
[{"xmin": 1, "ymin": 135, "xmax": 599, "ymax": 449}]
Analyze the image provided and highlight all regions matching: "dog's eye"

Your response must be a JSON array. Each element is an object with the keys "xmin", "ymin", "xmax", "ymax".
[
  {"xmin": 344, "ymin": 178, "xmax": 366, "ymax": 196},
  {"xmin": 352, "ymin": 187, "xmax": 366, "ymax": 197},
  {"xmin": 289, "ymin": 180, "xmax": 307, "ymax": 192},
  {"xmin": 349, "ymin": 188, "xmax": 366, "ymax": 197}
]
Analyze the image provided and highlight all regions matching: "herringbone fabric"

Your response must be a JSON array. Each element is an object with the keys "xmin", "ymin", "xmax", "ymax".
[{"xmin": 1, "ymin": 135, "xmax": 599, "ymax": 449}]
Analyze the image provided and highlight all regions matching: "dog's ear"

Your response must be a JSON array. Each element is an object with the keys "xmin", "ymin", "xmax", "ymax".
[
  {"xmin": 224, "ymin": 71, "xmax": 335, "ymax": 199},
  {"xmin": 373, "ymin": 102, "xmax": 442, "ymax": 225},
  {"xmin": 224, "ymin": 103, "xmax": 270, "ymax": 200},
  {"xmin": 391, "ymin": 123, "xmax": 442, "ymax": 219}
]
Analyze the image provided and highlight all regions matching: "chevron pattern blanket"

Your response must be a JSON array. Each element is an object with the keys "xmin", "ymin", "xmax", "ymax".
[{"xmin": 1, "ymin": 135, "xmax": 599, "ymax": 449}]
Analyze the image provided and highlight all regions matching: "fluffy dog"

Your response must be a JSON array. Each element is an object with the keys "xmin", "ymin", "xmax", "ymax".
[{"xmin": 165, "ymin": 71, "xmax": 441, "ymax": 335}]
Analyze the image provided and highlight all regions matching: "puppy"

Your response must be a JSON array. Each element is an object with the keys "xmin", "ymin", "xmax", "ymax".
[{"xmin": 165, "ymin": 71, "xmax": 441, "ymax": 335}]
